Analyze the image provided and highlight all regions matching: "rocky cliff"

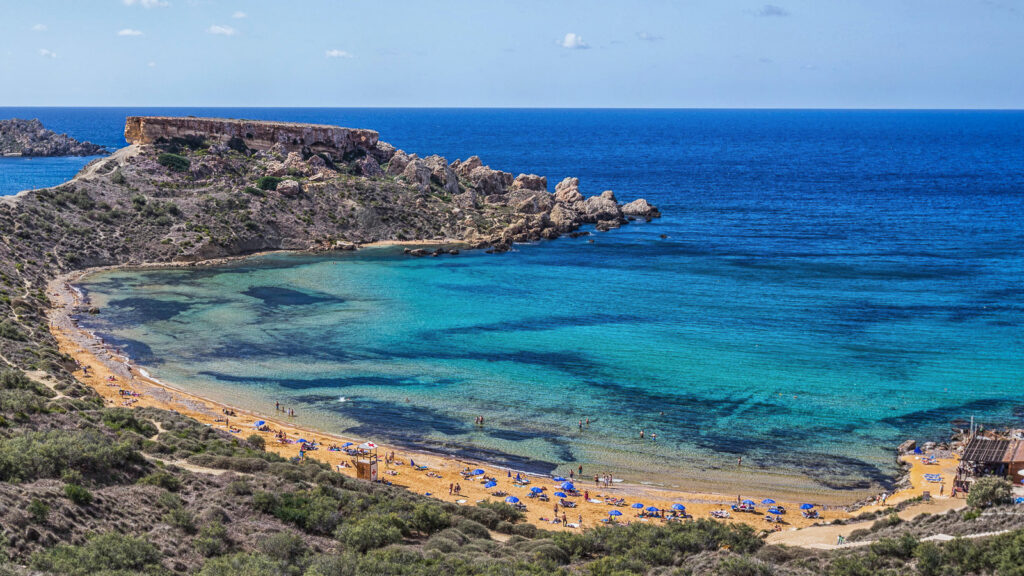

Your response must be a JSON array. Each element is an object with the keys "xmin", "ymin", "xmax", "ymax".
[{"xmin": 0, "ymin": 118, "xmax": 106, "ymax": 157}]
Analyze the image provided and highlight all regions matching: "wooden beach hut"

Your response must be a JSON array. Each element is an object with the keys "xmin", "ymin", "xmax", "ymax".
[{"xmin": 958, "ymin": 437, "xmax": 1024, "ymax": 489}]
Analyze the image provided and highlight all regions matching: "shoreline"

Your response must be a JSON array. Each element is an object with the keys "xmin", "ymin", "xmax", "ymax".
[{"xmin": 46, "ymin": 257, "xmax": 962, "ymax": 534}]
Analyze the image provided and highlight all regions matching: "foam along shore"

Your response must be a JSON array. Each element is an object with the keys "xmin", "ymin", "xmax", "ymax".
[{"xmin": 47, "ymin": 269, "xmax": 963, "ymax": 535}]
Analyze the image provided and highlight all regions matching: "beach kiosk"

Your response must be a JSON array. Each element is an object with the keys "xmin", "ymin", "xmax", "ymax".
[{"xmin": 351, "ymin": 441, "xmax": 379, "ymax": 482}]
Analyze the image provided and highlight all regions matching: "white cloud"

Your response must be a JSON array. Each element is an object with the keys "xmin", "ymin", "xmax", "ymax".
[
  {"xmin": 123, "ymin": 0, "xmax": 169, "ymax": 7},
  {"xmin": 147, "ymin": 61, "xmax": 157, "ymax": 67},
  {"xmin": 39, "ymin": 48, "xmax": 57, "ymax": 58},
  {"xmin": 757, "ymin": 4, "xmax": 790, "ymax": 17},
  {"xmin": 325, "ymin": 49, "xmax": 353, "ymax": 59},
  {"xmin": 31, "ymin": 24, "xmax": 47, "ymax": 32},
  {"xmin": 560, "ymin": 33, "xmax": 589, "ymax": 50},
  {"xmin": 636, "ymin": 32, "xmax": 662, "ymax": 42},
  {"xmin": 118, "ymin": 28, "xmax": 143, "ymax": 36},
  {"xmin": 232, "ymin": 11, "xmax": 246, "ymax": 19},
  {"xmin": 207, "ymin": 25, "xmax": 237, "ymax": 36}
]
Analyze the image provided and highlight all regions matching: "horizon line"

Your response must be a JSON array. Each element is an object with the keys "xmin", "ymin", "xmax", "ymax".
[{"xmin": 2, "ymin": 105, "xmax": 1023, "ymax": 112}]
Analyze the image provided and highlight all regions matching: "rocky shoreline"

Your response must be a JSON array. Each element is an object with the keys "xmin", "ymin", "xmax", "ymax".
[{"xmin": 0, "ymin": 118, "xmax": 106, "ymax": 157}]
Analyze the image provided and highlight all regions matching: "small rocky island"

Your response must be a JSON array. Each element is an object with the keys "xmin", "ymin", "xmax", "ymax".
[{"xmin": 0, "ymin": 118, "xmax": 106, "ymax": 157}]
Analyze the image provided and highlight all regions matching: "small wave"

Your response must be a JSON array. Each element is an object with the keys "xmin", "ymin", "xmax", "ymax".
[{"xmin": 338, "ymin": 396, "xmax": 347, "ymax": 403}]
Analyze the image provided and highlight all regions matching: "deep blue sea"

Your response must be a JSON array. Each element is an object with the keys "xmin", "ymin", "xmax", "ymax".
[{"xmin": 5, "ymin": 108, "xmax": 1024, "ymax": 498}]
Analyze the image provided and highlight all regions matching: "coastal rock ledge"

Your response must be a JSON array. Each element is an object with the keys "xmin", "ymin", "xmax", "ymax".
[{"xmin": 0, "ymin": 118, "xmax": 106, "ymax": 157}]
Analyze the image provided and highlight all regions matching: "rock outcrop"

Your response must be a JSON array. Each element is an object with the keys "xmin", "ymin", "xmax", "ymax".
[
  {"xmin": 124, "ymin": 116, "xmax": 381, "ymax": 161},
  {"xmin": 0, "ymin": 118, "xmax": 106, "ymax": 157}
]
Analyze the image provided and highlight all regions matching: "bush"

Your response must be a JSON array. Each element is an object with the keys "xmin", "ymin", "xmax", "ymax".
[
  {"xmin": 476, "ymin": 500, "xmax": 525, "ymax": 523},
  {"xmin": 256, "ymin": 176, "xmax": 283, "ymax": 191},
  {"xmin": 138, "ymin": 471, "xmax": 182, "ymax": 492},
  {"xmin": 869, "ymin": 533, "xmax": 918, "ymax": 559},
  {"xmin": 0, "ymin": 430, "xmax": 139, "ymax": 482},
  {"xmin": 28, "ymin": 499, "xmax": 49, "ymax": 523},
  {"xmin": 103, "ymin": 407, "xmax": 158, "ymax": 437},
  {"xmin": 195, "ymin": 521, "xmax": 230, "ymax": 557},
  {"xmin": 64, "ymin": 483, "xmax": 93, "ymax": 505},
  {"xmin": 163, "ymin": 506, "xmax": 197, "ymax": 534},
  {"xmin": 30, "ymin": 532, "xmax": 162, "ymax": 576},
  {"xmin": 199, "ymin": 553, "xmax": 279, "ymax": 576},
  {"xmin": 244, "ymin": 186, "xmax": 266, "ymax": 197},
  {"xmin": 967, "ymin": 477, "xmax": 1013, "ymax": 509},
  {"xmin": 714, "ymin": 555, "xmax": 775, "ymax": 576},
  {"xmin": 258, "ymin": 532, "xmax": 306, "ymax": 563},
  {"xmin": 337, "ymin": 515, "xmax": 404, "ymax": 553},
  {"xmin": 246, "ymin": 433, "xmax": 265, "ymax": 451},
  {"xmin": 411, "ymin": 502, "xmax": 451, "ymax": 534},
  {"xmin": 157, "ymin": 152, "xmax": 190, "ymax": 172},
  {"xmin": 0, "ymin": 322, "xmax": 27, "ymax": 342}
]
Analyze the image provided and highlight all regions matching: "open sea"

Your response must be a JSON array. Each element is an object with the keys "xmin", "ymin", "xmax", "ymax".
[{"xmin": 4, "ymin": 108, "xmax": 1024, "ymax": 499}]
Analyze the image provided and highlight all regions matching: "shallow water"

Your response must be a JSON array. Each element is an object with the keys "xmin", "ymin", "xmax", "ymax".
[{"xmin": 12, "ymin": 107, "xmax": 1023, "ymax": 498}]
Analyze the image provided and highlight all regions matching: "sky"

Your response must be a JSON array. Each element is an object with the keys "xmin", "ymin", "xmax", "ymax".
[{"xmin": 1, "ymin": 0, "xmax": 1022, "ymax": 108}]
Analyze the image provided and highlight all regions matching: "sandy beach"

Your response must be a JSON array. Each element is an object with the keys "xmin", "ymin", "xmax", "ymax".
[{"xmin": 46, "ymin": 265, "xmax": 964, "ymax": 536}]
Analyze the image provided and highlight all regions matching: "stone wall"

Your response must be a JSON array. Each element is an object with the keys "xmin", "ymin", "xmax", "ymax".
[{"xmin": 124, "ymin": 116, "xmax": 379, "ymax": 158}]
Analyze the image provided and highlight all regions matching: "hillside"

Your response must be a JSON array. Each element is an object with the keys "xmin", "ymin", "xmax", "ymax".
[{"xmin": 0, "ymin": 119, "xmax": 106, "ymax": 157}]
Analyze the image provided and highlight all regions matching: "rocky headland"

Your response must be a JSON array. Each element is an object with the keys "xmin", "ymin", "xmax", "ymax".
[{"xmin": 0, "ymin": 118, "xmax": 106, "ymax": 157}]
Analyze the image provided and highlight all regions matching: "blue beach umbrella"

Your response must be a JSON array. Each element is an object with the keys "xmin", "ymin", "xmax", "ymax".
[
  {"xmin": 608, "ymin": 510, "xmax": 622, "ymax": 516},
  {"xmin": 341, "ymin": 442, "xmax": 353, "ymax": 447},
  {"xmin": 554, "ymin": 492, "xmax": 567, "ymax": 498},
  {"xmin": 646, "ymin": 506, "xmax": 660, "ymax": 512},
  {"xmin": 742, "ymin": 499, "xmax": 755, "ymax": 506},
  {"xmin": 472, "ymin": 468, "xmax": 485, "ymax": 475},
  {"xmin": 761, "ymin": 499, "xmax": 776, "ymax": 504},
  {"xmin": 505, "ymin": 496, "xmax": 520, "ymax": 504},
  {"xmin": 484, "ymin": 481, "xmax": 497, "ymax": 488},
  {"xmin": 631, "ymin": 502, "xmax": 644, "ymax": 509},
  {"xmin": 531, "ymin": 487, "xmax": 543, "ymax": 493},
  {"xmin": 297, "ymin": 438, "xmax": 309, "ymax": 443},
  {"xmin": 253, "ymin": 421, "xmax": 265, "ymax": 427},
  {"xmin": 561, "ymin": 481, "xmax": 574, "ymax": 491},
  {"xmin": 672, "ymin": 504, "xmax": 686, "ymax": 511},
  {"xmin": 800, "ymin": 503, "xmax": 814, "ymax": 510},
  {"xmin": 553, "ymin": 476, "xmax": 567, "ymax": 482}
]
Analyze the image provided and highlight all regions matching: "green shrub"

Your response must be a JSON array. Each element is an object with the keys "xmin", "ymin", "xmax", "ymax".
[
  {"xmin": 869, "ymin": 533, "xmax": 918, "ymax": 559},
  {"xmin": 0, "ymin": 430, "xmax": 139, "ymax": 482},
  {"xmin": 163, "ymin": 506, "xmax": 197, "ymax": 534},
  {"xmin": 64, "ymin": 483, "xmax": 93, "ymax": 505},
  {"xmin": 337, "ymin": 515, "xmax": 404, "ymax": 553},
  {"xmin": 195, "ymin": 521, "xmax": 230, "ymax": 557},
  {"xmin": 476, "ymin": 500, "xmax": 525, "ymax": 523},
  {"xmin": 246, "ymin": 433, "xmax": 265, "ymax": 450},
  {"xmin": 199, "ymin": 553, "xmax": 279, "ymax": 576},
  {"xmin": 714, "ymin": 555, "xmax": 775, "ymax": 576},
  {"xmin": 915, "ymin": 541, "xmax": 943, "ymax": 576},
  {"xmin": 0, "ymin": 322, "xmax": 27, "ymax": 342},
  {"xmin": 28, "ymin": 499, "xmax": 49, "ymax": 523},
  {"xmin": 244, "ymin": 186, "xmax": 266, "ymax": 197},
  {"xmin": 411, "ymin": 502, "xmax": 451, "ymax": 534},
  {"xmin": 258, "ymin": 532, "xmax": 306, "ymax": 563},
  {"xmin": 103, "ymin": 407, "xmax": 158, "ymax": 437},
  {"xmin": 110, "ymin": 169, "xmax": 126, "ymax": 185},
  {"xmin": 157, "ymin": 152, "xmax": 190, "ymax": 172},
  {"xmin": 30, "ymin": 533, "xmax": 162, "ymax": 576},
  {"xmin": 967, "ymin": 477, "xmax": 1013, "ymax": 509},
  {"xmin": 139, "ymin": 471, "xmax": 182, "ymax": 492},
  {"xmin": 256, "ymin": 176, "xmax": 283, "ymax": 191}
]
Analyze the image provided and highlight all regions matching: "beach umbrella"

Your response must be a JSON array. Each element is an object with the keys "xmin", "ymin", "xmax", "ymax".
[
  {"xmin": 472, "ymin": 468, "xmax": 485, "ymax": 475},
  {"xmin": 553, "ymin": 476, "xmax": 567, "ymax": 482},
  {"xmin": 297, "ymin": 438, "xmax": 309, "ymax": 443},
  {"xmin": 505, "ymin": 496, "xmax": 520, "ymax": 504},
  {"xmin": 531, "ymin": 487, "xmax": 543, "ymax": 493},
  {"xmin": 672, "ymin": 504, "xmax": 686, "ymax": 511},
  {"xmin": 341, "ymin": 442, "xmax": 353, "ymax": 447},
  {"xmin": 554, "ymin": 492, "xmax": 567, "ymax": 498},
  {"xmin": 742, "ymin": 499, "xmax": 755, "ymax": 506},
  {"xmin": 561, "ymin": 481, "xmax": 575, "ymax": 491},
  {"xmin": 484, "ymin": 481, "xmax": 497, "ymax": 488},
  {"xmin": 631, "ymin": 502, "xmax": 644, "ymax": 509},
  {"xmin": 646, "ymin": 506, "xmax": 660, "ymax": 512},
  {"xmin": 358, "ymin": 442, "xmax": 377, "ymax": 450},
  {"xmin": 761, "ymin": 499, "xmax": 776, "ymax": 504},
  {"xmin": 800, "ymin": 503, "xmax": 814, "ymax": 510},
  {"xmin": 253, "ymin": 420, "xmax": 265, "ymax": 427},
  {"xmin": 608, "ymin": 510, "xmax": 622, "ymax": 516}
]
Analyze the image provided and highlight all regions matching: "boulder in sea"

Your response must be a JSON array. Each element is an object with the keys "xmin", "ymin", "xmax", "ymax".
[
  {"xmin": 897, "ymin": 439, "xmax": 916, "ymax": 454},
  {"xmin": 579, "ymin": 193, "xmax": 623, "ymax": 223},
  {"xmin": 621, "ymin": 198, "xmax": 661, "ymax": 218},
  {"xmin": 554, "ymin": 177, "xmax": 584, "ymax": 204}
]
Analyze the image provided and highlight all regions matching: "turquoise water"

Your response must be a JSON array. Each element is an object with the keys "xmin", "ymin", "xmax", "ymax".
[{"xmin": 17, "ymin": 107, "xmax": 1023, "ymax": 499}]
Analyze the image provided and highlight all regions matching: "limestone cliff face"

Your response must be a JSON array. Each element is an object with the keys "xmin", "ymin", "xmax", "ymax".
[{"xmin": 124, "ymin": 116, "xmax": 381, "ymax": 159}]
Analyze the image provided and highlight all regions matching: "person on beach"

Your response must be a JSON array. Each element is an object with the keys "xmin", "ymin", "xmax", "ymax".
[
  {"xmin": 595, "ymin": 474, "xmax": 600, "ymax": 485},
  {"xmin": 640, "ymin": 429, "xmax": 644, "ymax": 439},
  {"xmin": 562, "ymin": 513, "xmax": 567, "ymax": 525},
  {"xmin": 578, "ymin": 513, "xmax": 583, "ymax": 526},
  {"xmin": 449, "ymin": 483, "xmax": 453, "ymax": 495},
  {"xmin": 584, "ymin": 490, "xmax": 589, "ymax": 501},
  {"xmin": 569, "ymin": 470, "xmax": 574, "ymax": 480},
  {"xmin": 275, "ymin": 401, "xmax": 279, "ymax": 411},
  {"xmin": 585, "ymin": 417, "xmax": 590, "ymax": 427},
  {"xmin": 554, "ymin": 503, "xmax": 559, "ymax": 515},
  {"xmin": 578, "ymin": 464, "xmax": 583, "ymax": 475},
  {"xmin": 651, "ymin": 433, "xmax": 656, "ymax": 441}
]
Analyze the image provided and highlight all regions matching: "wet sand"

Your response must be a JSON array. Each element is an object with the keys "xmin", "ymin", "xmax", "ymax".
[{"xmin": 47, "ymin": 266, "xmax": 961, "ymax": 535}]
